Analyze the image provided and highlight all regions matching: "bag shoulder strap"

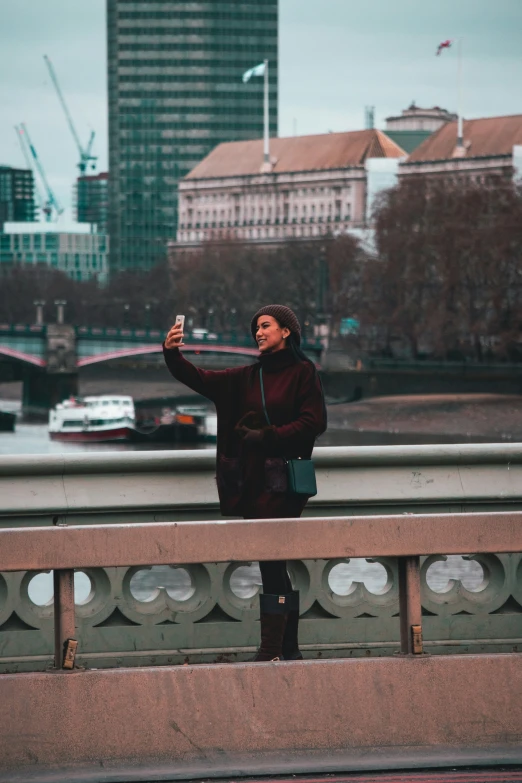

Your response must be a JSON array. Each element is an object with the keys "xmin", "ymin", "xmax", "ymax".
[{"xmin": 258, "ymin": 367, "xmax": 271, "ymax": 425}]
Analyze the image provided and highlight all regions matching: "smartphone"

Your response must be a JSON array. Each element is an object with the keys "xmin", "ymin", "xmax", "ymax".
[{"xmin": 175, "ymin": 314, "xmax": 185, "ymax": 330}]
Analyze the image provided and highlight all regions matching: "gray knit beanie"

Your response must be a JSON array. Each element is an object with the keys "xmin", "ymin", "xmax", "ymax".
[{"xmin": 251, "ymin": 304, "xmax": 302, "ymax": 346}]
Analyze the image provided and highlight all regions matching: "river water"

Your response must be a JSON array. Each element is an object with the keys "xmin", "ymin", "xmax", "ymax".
[{"xmin": 0, "ymin": 401, "xmax": 485, "ymax": 601}]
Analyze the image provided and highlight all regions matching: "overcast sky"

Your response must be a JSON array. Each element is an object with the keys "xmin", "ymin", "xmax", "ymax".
[{"xmin": 1, "ymin": 0, "xmax": 521, "ymax": 218}]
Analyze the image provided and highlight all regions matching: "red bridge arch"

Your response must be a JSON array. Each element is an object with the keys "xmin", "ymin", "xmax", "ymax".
[{"xmin": 77, "ymin": 343, "xmax": 260, "ymax": 367}]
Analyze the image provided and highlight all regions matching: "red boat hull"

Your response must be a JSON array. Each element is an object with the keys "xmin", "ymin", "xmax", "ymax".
[{"xmin": 49, "ymin": 427, "xmax": 133, "ymax": 443}]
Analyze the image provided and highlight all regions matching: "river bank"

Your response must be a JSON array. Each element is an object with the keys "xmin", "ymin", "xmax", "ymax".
[{"xmin": 327, "ymin": 393, "xmax": 522, "ymax": 443}]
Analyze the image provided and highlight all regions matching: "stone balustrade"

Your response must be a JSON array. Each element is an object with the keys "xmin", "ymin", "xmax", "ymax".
[
  {"xmin": 1, "ymin": 444, "xmax": 522, "ymax": 672},
  {"xmin": 1, "ymin": 552, "xmax": 521, "ymax": 672}
]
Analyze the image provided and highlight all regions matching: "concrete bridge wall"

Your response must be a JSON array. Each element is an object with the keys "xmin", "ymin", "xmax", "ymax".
[{"xmin": 2, "ymin": 653, "xmax": 521, "ymax": 782}]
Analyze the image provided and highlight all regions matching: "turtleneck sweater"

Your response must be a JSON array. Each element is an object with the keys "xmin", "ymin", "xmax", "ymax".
[{"xmin": 162, "ymin": 344, "xmax": 326, "ymax": 517}]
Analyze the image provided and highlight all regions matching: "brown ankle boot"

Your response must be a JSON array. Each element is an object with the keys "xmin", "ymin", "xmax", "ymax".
[{"xmin": 251, "ymin": 593, "xmax": 292, "ymax": 662}]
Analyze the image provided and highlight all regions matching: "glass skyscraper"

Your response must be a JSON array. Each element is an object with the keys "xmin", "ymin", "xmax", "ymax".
[{"xmin": 107, "ymin": 0, "xmax": 278, "ymax": 273}]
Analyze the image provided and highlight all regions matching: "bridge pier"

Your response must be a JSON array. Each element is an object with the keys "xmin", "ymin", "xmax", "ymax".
[
  {"xmin": 22, "ymin": 368, "xmax": 78, "ymax": 418},
  {"xmin": 22, "ymin": 323, "xmax": 78, "ymax": 418}
]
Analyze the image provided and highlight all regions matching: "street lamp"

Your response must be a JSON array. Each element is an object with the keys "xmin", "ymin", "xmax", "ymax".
[
  {"xmin": 54, "ymin": 300, "xmax": 67, "ymax": 325},
  {"xmin": 123, "ymin": 303, "xmax": 130, "ymax": 329},
  {"xmin": 230, "ymin": 308, "xmax": 237, "ymax": 341},
  {"xmin": 33, "ymin": 300, "xmax": 46, "ymax": 326},
  {"xmin": 144, "ymin": 303, "xmax": 151, "ymax": 331}
]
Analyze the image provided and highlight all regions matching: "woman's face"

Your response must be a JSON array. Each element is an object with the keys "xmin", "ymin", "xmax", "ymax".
[{"xmin": 256, "ymin": 315, "xmax": 290, "ymax": 353}]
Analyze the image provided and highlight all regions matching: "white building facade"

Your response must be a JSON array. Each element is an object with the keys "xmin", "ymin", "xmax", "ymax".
[
  {"xmin": 174, "ymin": 129, "xmax": 406, "ymax": 248},
  {"xmin": 0, "ymin": 222, "xmax": 108, "ymax": 283}
]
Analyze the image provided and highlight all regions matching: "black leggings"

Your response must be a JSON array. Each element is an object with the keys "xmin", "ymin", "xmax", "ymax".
[{"xmin": 259, "ymin": 560, "xmax": 292, "ymax": 594}]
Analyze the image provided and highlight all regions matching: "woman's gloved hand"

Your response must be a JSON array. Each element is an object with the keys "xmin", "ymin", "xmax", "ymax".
[
  {"xmin": 241, "ymin": 428, "xmax": 264, "ymax": 446},
  {"xmin": 235, "ymin": 411, "xmax": 265, "ymax": 432},
  {"xmin": 234, "ymin": 411, "xmax": 275, "ymax": 450}
]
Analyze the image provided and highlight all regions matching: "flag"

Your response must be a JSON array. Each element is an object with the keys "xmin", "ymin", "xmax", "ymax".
[
  {"xmin": 436, "ymin": 39, "xmax": 453, "ymax": 56},
  {"xmin": 242, "ymin": 62, "xmax": 266, "ymax": 83}
]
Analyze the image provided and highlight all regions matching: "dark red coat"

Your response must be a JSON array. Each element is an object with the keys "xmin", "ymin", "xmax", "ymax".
[{"xmin": 163, "ymin": 346, "xmax": 326, "ymax": 518}]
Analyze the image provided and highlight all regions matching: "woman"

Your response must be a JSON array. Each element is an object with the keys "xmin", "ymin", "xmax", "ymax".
[{"xmin": 164, "ymin": 304, "xmax": 327, "ymax": 661}]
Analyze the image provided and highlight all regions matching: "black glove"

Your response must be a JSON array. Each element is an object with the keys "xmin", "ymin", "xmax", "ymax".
[
  {"xmin": 235, "ymin": 410, "xmax": 265, "ymax": 432},
  {"xmin": 241, "ymin": 428, "xmax": 264, "ymax": 446}
]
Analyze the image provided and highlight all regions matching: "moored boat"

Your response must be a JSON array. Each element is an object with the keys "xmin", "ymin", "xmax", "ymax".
[
  {"xmin": 49, "ymin": 395, "xmax": 136, "ymax": 442},
  {"xmin": 130, "ymin": 405, "xmax": 217, "ymax": 443}
]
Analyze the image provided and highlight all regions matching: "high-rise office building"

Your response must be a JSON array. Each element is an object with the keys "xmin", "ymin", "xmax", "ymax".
[
  {"xmin": 75, "ymin": 172, "xmax": 109, "ymax": 233},
  {"xmin": 107, "ymin": 0, "xmax": 278, "ymax": 273},
  {"xmin": 0, "ymin": 166, "xmax": 35, "ymax": 228}
]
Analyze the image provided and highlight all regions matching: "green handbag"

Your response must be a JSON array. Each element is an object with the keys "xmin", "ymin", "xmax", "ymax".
[{"xmin": 259, "ymin": 368, "xmax": 317, "ymax": 498}]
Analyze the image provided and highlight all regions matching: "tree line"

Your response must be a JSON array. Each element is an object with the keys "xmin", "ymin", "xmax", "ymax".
[{"xmin": 0, "ymin": 175, "xmax": 521, "ymax": 361}]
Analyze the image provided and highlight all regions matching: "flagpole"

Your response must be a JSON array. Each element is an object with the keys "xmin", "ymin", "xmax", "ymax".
[
  {"xmin": 457, "ymin": 37, "xmax": 463, "ymax": 147},
  {"xmin": 263, "ymin": 59, "xmax": 269, "ymax": 164}
]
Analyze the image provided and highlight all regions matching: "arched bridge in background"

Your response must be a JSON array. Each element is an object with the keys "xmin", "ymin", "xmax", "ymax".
[
  {"xmin": 0, "ymin": 323, "xmax": 323, "ymax": 368},
  {"xmin": 0, "ymin": 323, "xmax": 324, "ymax": 414}
]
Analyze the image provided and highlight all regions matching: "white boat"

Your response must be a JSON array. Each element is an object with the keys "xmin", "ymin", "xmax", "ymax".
[{"xmin": 49, "ymin": 395, "xmax": 136, "ymax": 442}]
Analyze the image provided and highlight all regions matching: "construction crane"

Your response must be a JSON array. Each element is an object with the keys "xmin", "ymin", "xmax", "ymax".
[
  {"xmin": 43, "ymin": 54, "xmax": 97, "ymax": 175},
  {"xmin": 15, "ymin": 124, "xmax": 47, "ymax": 220},
  {"xmin": 17, "ymin": 124, "xmax": 64, "ymax": 222}
]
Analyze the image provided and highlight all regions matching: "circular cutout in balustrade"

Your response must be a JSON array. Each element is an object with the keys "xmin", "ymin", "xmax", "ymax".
[
  {"xmin": 129, "ymin": 565, "xmax": 196, "ymax": 602},
  {"xmin": 229, "ymin": 564, "xmax": 262, "ymax": 599},
  {"xmin": 328, "ymin": 559, "xmax": 388, "ymax": 596},
  {"xmin": 26, "ymin": 571, "xmax": 94, "ymax": 606},
  {"xmin": 425, "ymin": 555, "xmax": 485, "ymax": 593}
]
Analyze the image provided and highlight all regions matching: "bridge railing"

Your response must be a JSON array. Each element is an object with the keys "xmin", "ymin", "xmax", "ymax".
[
  {"xmin": 1, "ymin": 509, "xmax": 521, "ymax": 672},
  {"xmin": 1, "ymin": 444, "xmax": 522, "ymax": 672},
  {"xmin": 0, "ymin": 323, "xmax": 45, "ymax": 335},
  {"xmin": 75, "ymin": 324, "xmax": 323, "ymax": 350}
]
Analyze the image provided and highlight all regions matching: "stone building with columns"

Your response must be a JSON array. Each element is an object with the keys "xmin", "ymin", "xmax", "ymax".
[
  {"xmin": 399, "ymin": 114, "xmax": 522, "ymax": 182},
  {"xmin": 172, "ymin": 129, "xmax": 406, "ymax": 250}
]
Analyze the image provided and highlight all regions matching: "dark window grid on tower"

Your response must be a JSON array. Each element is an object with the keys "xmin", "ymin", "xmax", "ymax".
[
  {"xmin": 117, "ymin": 73, "xmax": 276, "ymax": 82},
  {"xmin": 118, "ymin": 102, "xmax": 275, "ymax": 114},
  {"xmin": 116, "ymin": 125, "xmax": 272, "ymax": 134},
  {"xmin": 117, "ymin": 30, "xmax": 277, "ymax": 43},
  {"xmin": 117, "ymin": 41, "xmax": 278, "ymax": 51},
  {"xmin": 118, "ymin": 83, "xmax": 276, "ymax": 96},
  {"xmin": 118, "ymin": 21, "xmax": 276, "ymax": 31},
  {"xmin": 118, "ymin": 105, "xmax": 276, "ymax": 118},
  {"xmin": 116, "ymin": 75, "xmax": 278, "ymax": 87},
  {"xmin": 117, "ymin": 12, "xmax": 276, "ymax": 21},
  {"xmin": 117, "ymin": 34, "xmax": 276, "ymax": 45},
  {"xmin": 118, "ymin": 88, "xmax": 276, "ymax": 98},
  {"xmin": 116, "ymin": 58, "xmax": 276, "ymax": 68}
]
